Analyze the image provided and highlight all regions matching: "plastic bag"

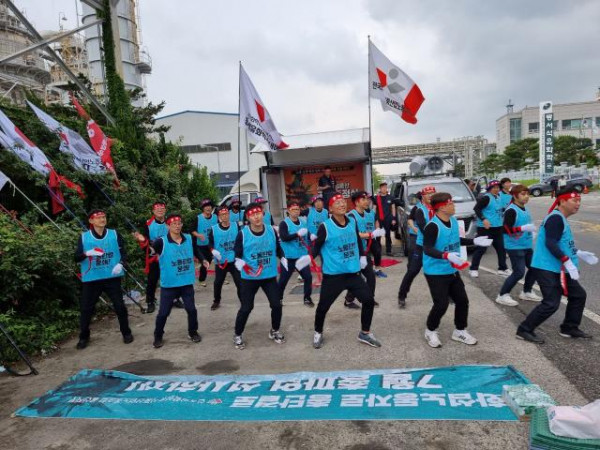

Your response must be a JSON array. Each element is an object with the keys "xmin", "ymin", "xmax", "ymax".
[{"xmin": 547, "ymin": 399, "xmax": 600, "ymax": 439}]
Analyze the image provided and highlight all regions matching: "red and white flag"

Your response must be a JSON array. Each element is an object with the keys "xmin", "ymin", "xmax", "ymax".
[
  {"xmin": 369, "ymin": 41, "xmax": 425, "ymax": 124},
  {"xmin": 239, "ymin": 65, "xmax": 288, "ymax": 151},
  {"xmin": 69, "ymin": 93, "xmax": 119, "ymax": 185}
]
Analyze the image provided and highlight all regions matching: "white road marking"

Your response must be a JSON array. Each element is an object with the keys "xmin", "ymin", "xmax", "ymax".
[{"xmin": 478, "ymin": 265, "xmax": 600, "ymax": 326}]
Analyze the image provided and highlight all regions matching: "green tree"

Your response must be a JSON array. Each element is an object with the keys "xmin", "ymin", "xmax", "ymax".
[
  {"xmin": 478, "ymin": 153, "xmax": 504, "ymax": 176},
  {"xmin": 554, "ymin": 136, "xmax": 597, "ymax": 167},
  {"xmin": 502, "ymin": 138, "xmax": 539, "ymax": 171}
]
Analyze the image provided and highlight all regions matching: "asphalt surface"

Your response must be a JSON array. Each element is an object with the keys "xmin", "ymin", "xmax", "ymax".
[{"xmin": 470, "ymin": 191, "xmax": 600, "ymax": 402}]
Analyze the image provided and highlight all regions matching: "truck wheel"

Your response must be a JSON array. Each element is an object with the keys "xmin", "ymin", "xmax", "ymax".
[{"xmin": 531, "ymin": 188, "xmax": 542, "ymax": 197}]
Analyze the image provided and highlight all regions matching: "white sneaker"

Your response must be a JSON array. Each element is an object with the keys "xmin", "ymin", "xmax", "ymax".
[
  {"xmin": 497, "ymin": 269, "xmax": 512, "ymax": 277},
  {"xmin": 313, "ymin": 331, "xmax": 324, "ymax": 349},
  {"xmin": 452, "ymin": 329, "xmax": 478, "ymax": 345},
  {"xmin": 519, "ymin": 291, "xmax": 542, "ymax": 302},
  {"xmin": 425, "ymin": 329, "xmax": 442, "ymax": 348},
  {"xmin": 495, "ymin": 294, "xmax": 519, "ymax": 306},
  {"xmin": 469, "ymin": 270, "xmax": 479, "ymax": 278}
]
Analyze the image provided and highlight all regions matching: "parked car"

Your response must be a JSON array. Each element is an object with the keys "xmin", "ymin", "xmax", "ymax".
[
  {"xmin": 528, "ymin": 174, "xmax": 593, "ymax": 197},
  {"xmin": 390, "ymin": 176, "xmax": 479, "ymax": 256}
]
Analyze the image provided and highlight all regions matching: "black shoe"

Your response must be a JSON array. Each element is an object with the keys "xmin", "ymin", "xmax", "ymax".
[
  {"xmin": 153, "ymin": 337, "xmax": 164, "ymax": 348},
  {"xmin": 344, "ymin": 301, "xmax": 361, "ymax": 310},
  {"xmin": 146, "ymin": 302, "xmax": 156, "ymax": 314},
  {"xmin": 516, "ymin": 329, "xmax": 544, "ymax": 344},
  {"xmin": 398, "ymin": 298, "xmax": 406, "ymax": 309},
  {"xmin": 304, "ymin": 297, "xmax": 315, "ymax": 307},
  {"xmin": 559, "ymin": 328, "xmax": 592, "ymax": 339},
  {"xmin": 210, "ymin": 301, "xmax": 220, "ymax": 311},
  {"xmin": 173, "ymin": 299, "xmax": 184, "ymax": 309},
  {"xmin": 189, "ymin": 332, "xmax": 202, "ymax": 343},
  {"xmin": 123, "ymin": 334, "xmax": 134, "ymax": 344},
  {"xmin": 76, "ymin": 338, "xmax": 89, "ymax": 350},
  {"xmin": 373, "ymin": 300, "xmax": 380, "ymax": 308}
]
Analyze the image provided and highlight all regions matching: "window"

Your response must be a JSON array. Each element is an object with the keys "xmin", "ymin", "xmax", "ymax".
[
  {"xmin": 528, "ymin": 122, "xmax": 539, "ymax": 133},
  {"xmin": 562, "ymin": 119, "xmax": 585, "ymax": 130},
  {"xmin": 596, "ymin": 117, "xmax": 600, "ymax": 128},
  {"xmin": 509, "ymin": 118, "xmax": 522, "ymax": 143},
  {"xmin": 180, "ymin": 142, "xmax": 232, "ymax": 154}
]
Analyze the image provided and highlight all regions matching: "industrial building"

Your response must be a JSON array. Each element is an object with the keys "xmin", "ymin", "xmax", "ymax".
[{"xmin": 496, "ymin": 94, "xmax": 600, "ymax": 153}]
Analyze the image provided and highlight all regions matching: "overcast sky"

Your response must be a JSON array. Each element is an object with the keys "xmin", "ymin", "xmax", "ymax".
[{"xmin": 17, "ymin": 0, "xmax": 600, "ymax": 153}]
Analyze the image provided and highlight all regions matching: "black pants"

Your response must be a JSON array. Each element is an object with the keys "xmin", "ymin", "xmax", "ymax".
[
  {"xmin": 315, "ymin": 273, "xmax": 375, "ymax": 333},
  {"xmin": 154, "ymin": 284, "xmax": 197, "ymax": 338},
  {"xmin": 398, "ymin": 236, "xmax": 423, "ymax": 300},
  {"xmin": 80, "ymin": 277, "xmax": 131, "ymax": 340},
  {"xmin": 500, "ymin": 249, "xmax": 536, "ymax": 295},
  {"xmin": 345, "ymin": 256, "xmax": 376, "ymax": 302},
  {"xmin": 470, "ymin": 226, "xmax": 507, "ymax": 271},
  {"xmin": 214, "ymin": 264, "xmax": 241, "ymax": 303},
  {"xmin": 371, "ymin": 238, "xmax": 382, "ymax": 267},
  {"xmin": 518, "ymin": 269, "xmax": 587, "ymax": 334},
  {"xmin": 146, "ymin": 260, "xmax": 160, "ymax": 304},
  {"xmin": 379, "ymin": 216, "xmax": 394, "ymax": 254},
  {"xmin": 278, "ymin": 258, "xmax": 312, "ymax": 300},
  {"xmin": 425, "ymin": 273, "xmax": 469, "ymax": 331},
  {"xmin": 197, "ymin": 246, "xmax": 213, "ymax": 282},
  {"xmin": 235, "ymin": 277, "xmax": 282, "ymax": 336}
]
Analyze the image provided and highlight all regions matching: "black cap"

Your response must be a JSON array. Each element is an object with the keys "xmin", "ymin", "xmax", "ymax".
[{"xmin": 351, "ymin": 190, "xmax": 369, "ymax": 202}]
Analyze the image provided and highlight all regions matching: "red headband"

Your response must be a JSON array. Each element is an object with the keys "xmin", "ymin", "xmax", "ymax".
[
  {"xmin": 89, "ymin": 212, "xmax": 105, "ymax": 219},
  {"xmin": 288, "ymin": 202, "xmax": 300, "ymax": 208},
  {"xmin": 246, "ymin": 206, "xmax": 263, "ymax": 217},
  {"xmin": 329, "ymin": 194, "xmax": 344, "ymax": 207},
  {"xmin": 432, "ymin": 199, "xmax": 454, "ymax": 210},
  {"xmin": 548, "ymin": 192, "xmax": 581, "ymax": 214},
  {"xmin": 152, "ymin": 203, "xmax": 166, "ymax": 209},
  {"xmin": 217, "ymin": 207, "xmax": 229, "ymax": 214},
  {"xmin": 166, "ymin": 216, "xmax": 182, "ymax": 225},
  {"xmin": 421, "ymin": 185, "xmax": 436, "ymax": 195}
]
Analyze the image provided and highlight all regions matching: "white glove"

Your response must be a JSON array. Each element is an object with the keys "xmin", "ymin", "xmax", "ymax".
[
  {"xmin": 445, "ymin": 252, "xmax": 466, "ymax": 266},
  {"xmin": 564, "ymin": 259, "xmax": 580, "ymax": 280},
  {"xmin": 371, "ymin": 228, "xmax": 386, "ymax": 238},
  {"xmin": 473, "ymin": 236, "xmax": 493, "ymax": 247},
  {"xmin": 280, "ymin": 257, "xmax": 288, "ymax": 271},
  {"xmin": 360, "ymin": 256, "xmax": 368, "ymax": 269},
  {"xmin": 520, "ymin": 224, "xmax": 537, "ymax": 233},
  {"xmin": 272, "ymin": 225, "xmax": 279, "ymax": 234},
  {"xmin": 111, "ymin": 263, "xmax": 123, "ymax": 275},
  {"xmin": 234, "ymin": 258, "xmax": 246, "ymax": 271},
  {"xmin": 577, "ymin": 250, "xmax": 598, "ymax": 265},
  {"xmin": 297, "ymin": 228, "xmax": 308, "ymax": 237},
  {"xmin": 211, "ymin": 249, "xmax": 222, "ymax": 261},
  {"xmin": 85, "ymin": 249, "xmax": 104, "ymax": 257},
  {"xmin": 531, "ymin": 231, "xmax": 537, "ymax": 240},
  {"xmin": 310, "ymin": 233, "xmax": 317, "ymax": 241},
  {"xmin": 295, "ymin": 254, "xmax": 311, "ymax": 271}
]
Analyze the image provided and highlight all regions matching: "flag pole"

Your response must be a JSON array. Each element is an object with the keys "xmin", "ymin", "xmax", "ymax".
[
  {"xmin": 5, "ymin": 179, "xmax": 62, "ymax": 230},
  {"xmin": 367, "ymin": 35, "xmax": 375, "ymax": 195},
  {"xmin": 237, "ymin": 61, "xmax": 242, "ymax": 206}
]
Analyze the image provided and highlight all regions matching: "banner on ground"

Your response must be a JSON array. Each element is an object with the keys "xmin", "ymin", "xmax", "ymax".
[{"xmin": 16, "ymin": 365, "xmax": 528, "ymax": 422}]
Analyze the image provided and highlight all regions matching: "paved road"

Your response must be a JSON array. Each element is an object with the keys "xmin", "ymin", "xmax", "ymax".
[{"xmin": 469, "ymin": 191, "xmax": 600, "ymax": 402}]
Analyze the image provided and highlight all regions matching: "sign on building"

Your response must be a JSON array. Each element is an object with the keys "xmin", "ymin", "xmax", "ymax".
[{"xmin": 539, "ymin": 101, "xmax": 554, "ymax": 180}]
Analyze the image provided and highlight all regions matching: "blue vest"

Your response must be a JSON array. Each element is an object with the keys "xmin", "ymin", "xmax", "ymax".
[
  {"xmin": 307, "ymin": 207, "xmax": 329, "ymax": 236},
  {"xmin": 348, "ymin": 209, "xmax": 375, "ymax": 249},
  {"xmin": 158, "ymin": 233, "xmax": 196, "ymax": 288},
  {"xmin": 415, "ymin": 202, "xmax": 432, "ymax": 246},
  {"xmin": 80, "ymin": 229, "xmax": 122, "ymax": 282},
  {"xmin": 499, "ymin": 191, "xmax": 512, "ymax": 211},
  {"xmin": 423, "ymin": 216, "xmax": 461, "ymax": 276},
  {"xmin": 148, "ymin": 218, "xmax": 168, "ymax": 241},
  {"xmin": 229, "ymin": 210, "xmax": 243, "ymax": 225},
  {"xmin": 240, "ymin": 226, "xmax": 278, "ymax": 280},
  {"xmin": 503, "ymin": 204, "xmax": 533, "ymax": 250},
  {"xmin": 263, "ymin": 210, "xmax": 272, "ymax": 226},
  {"xmin": 476, "ymin": 193, "xmax": 503, "ymax": 228},
  {"xmin": 212, "ymin": 222, "xmax": 239, "ymax": 263},
  {"xmin": 531, "ymin": 210, "xmax": 578, "ymax": 273},
  {"xmin": 408, "ymin": 202, "xmax": 422, "ymax": 236},
  {"xmin": 196, "ymin": 213, "xmax": 217, "ymax": 246},
  {"xmin": 321, "ymin": 217, "xmax": 361, "ymax": 275},
  {"xmin": 280, "ymin": 217, "xmax": 308, "ymax": 259}
]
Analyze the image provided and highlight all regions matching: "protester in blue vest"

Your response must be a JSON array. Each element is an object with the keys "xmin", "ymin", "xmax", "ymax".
[
  {"xmin": 233, "ymin": 202, "xmax": 286, "ymax": 350},
  {"xmin": 311, "ymin": 193, "xmax": 381, "ymax": 349},
  {"xmin": 499, "ymin": 177, "xmax": 513, "ymax": 212},
  {"xmin": 74, "ymin": 209, "xmax": 133, "ymax": 350},
  {"xmin": 229, "ymin": 197, "xmax": 244, "ymax": 227},
  {"xmin": 254, "ymin": 197, "xmax": 275, "ymax": 227},
  {"xmin": 495, "ymin": 184, "xmax": 541, "ymax": 306},
  {"xmin": 517, "ymin": 187, "xmax": 598, "ymax": 344},
  {"xmin": 133, "ymin": 202, "xmax": 183, "ymax": 313},
  {"xmin": 469, "ymin": 180, "xmax": 510, "ymax": 277},
  {"xmin": 208, "ymin": 205, "xmax": 241, "ymax": 311},
  {"xmin": 150, "ymin": 214, "xmax": 209, "ymax": 348},
  {"xmin": 422, "ymin": 193, "xmax": 493, "ymax": 348},
  {"xmin": 303, "ymin": 195, "xmax": 329, "ymax": 241},
  {"xmin": 277, "ymin": 200, "xmax": 314, "ymax": 307},
  {"xmin": 398, "ymin": 185, "xmax": 436, "ymax": 309},
  {"xmin": 191, "ymin": 199, "xmax": 217, "ymax": 287},
  {"xmin": 344, "ymin": 191, "xmax": 385, "ymax": 308}
]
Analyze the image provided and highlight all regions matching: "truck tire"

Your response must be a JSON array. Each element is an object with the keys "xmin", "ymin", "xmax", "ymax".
[{"xmin": 531, "ymin": 188, "xmax": 543, "ymax": 197}]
